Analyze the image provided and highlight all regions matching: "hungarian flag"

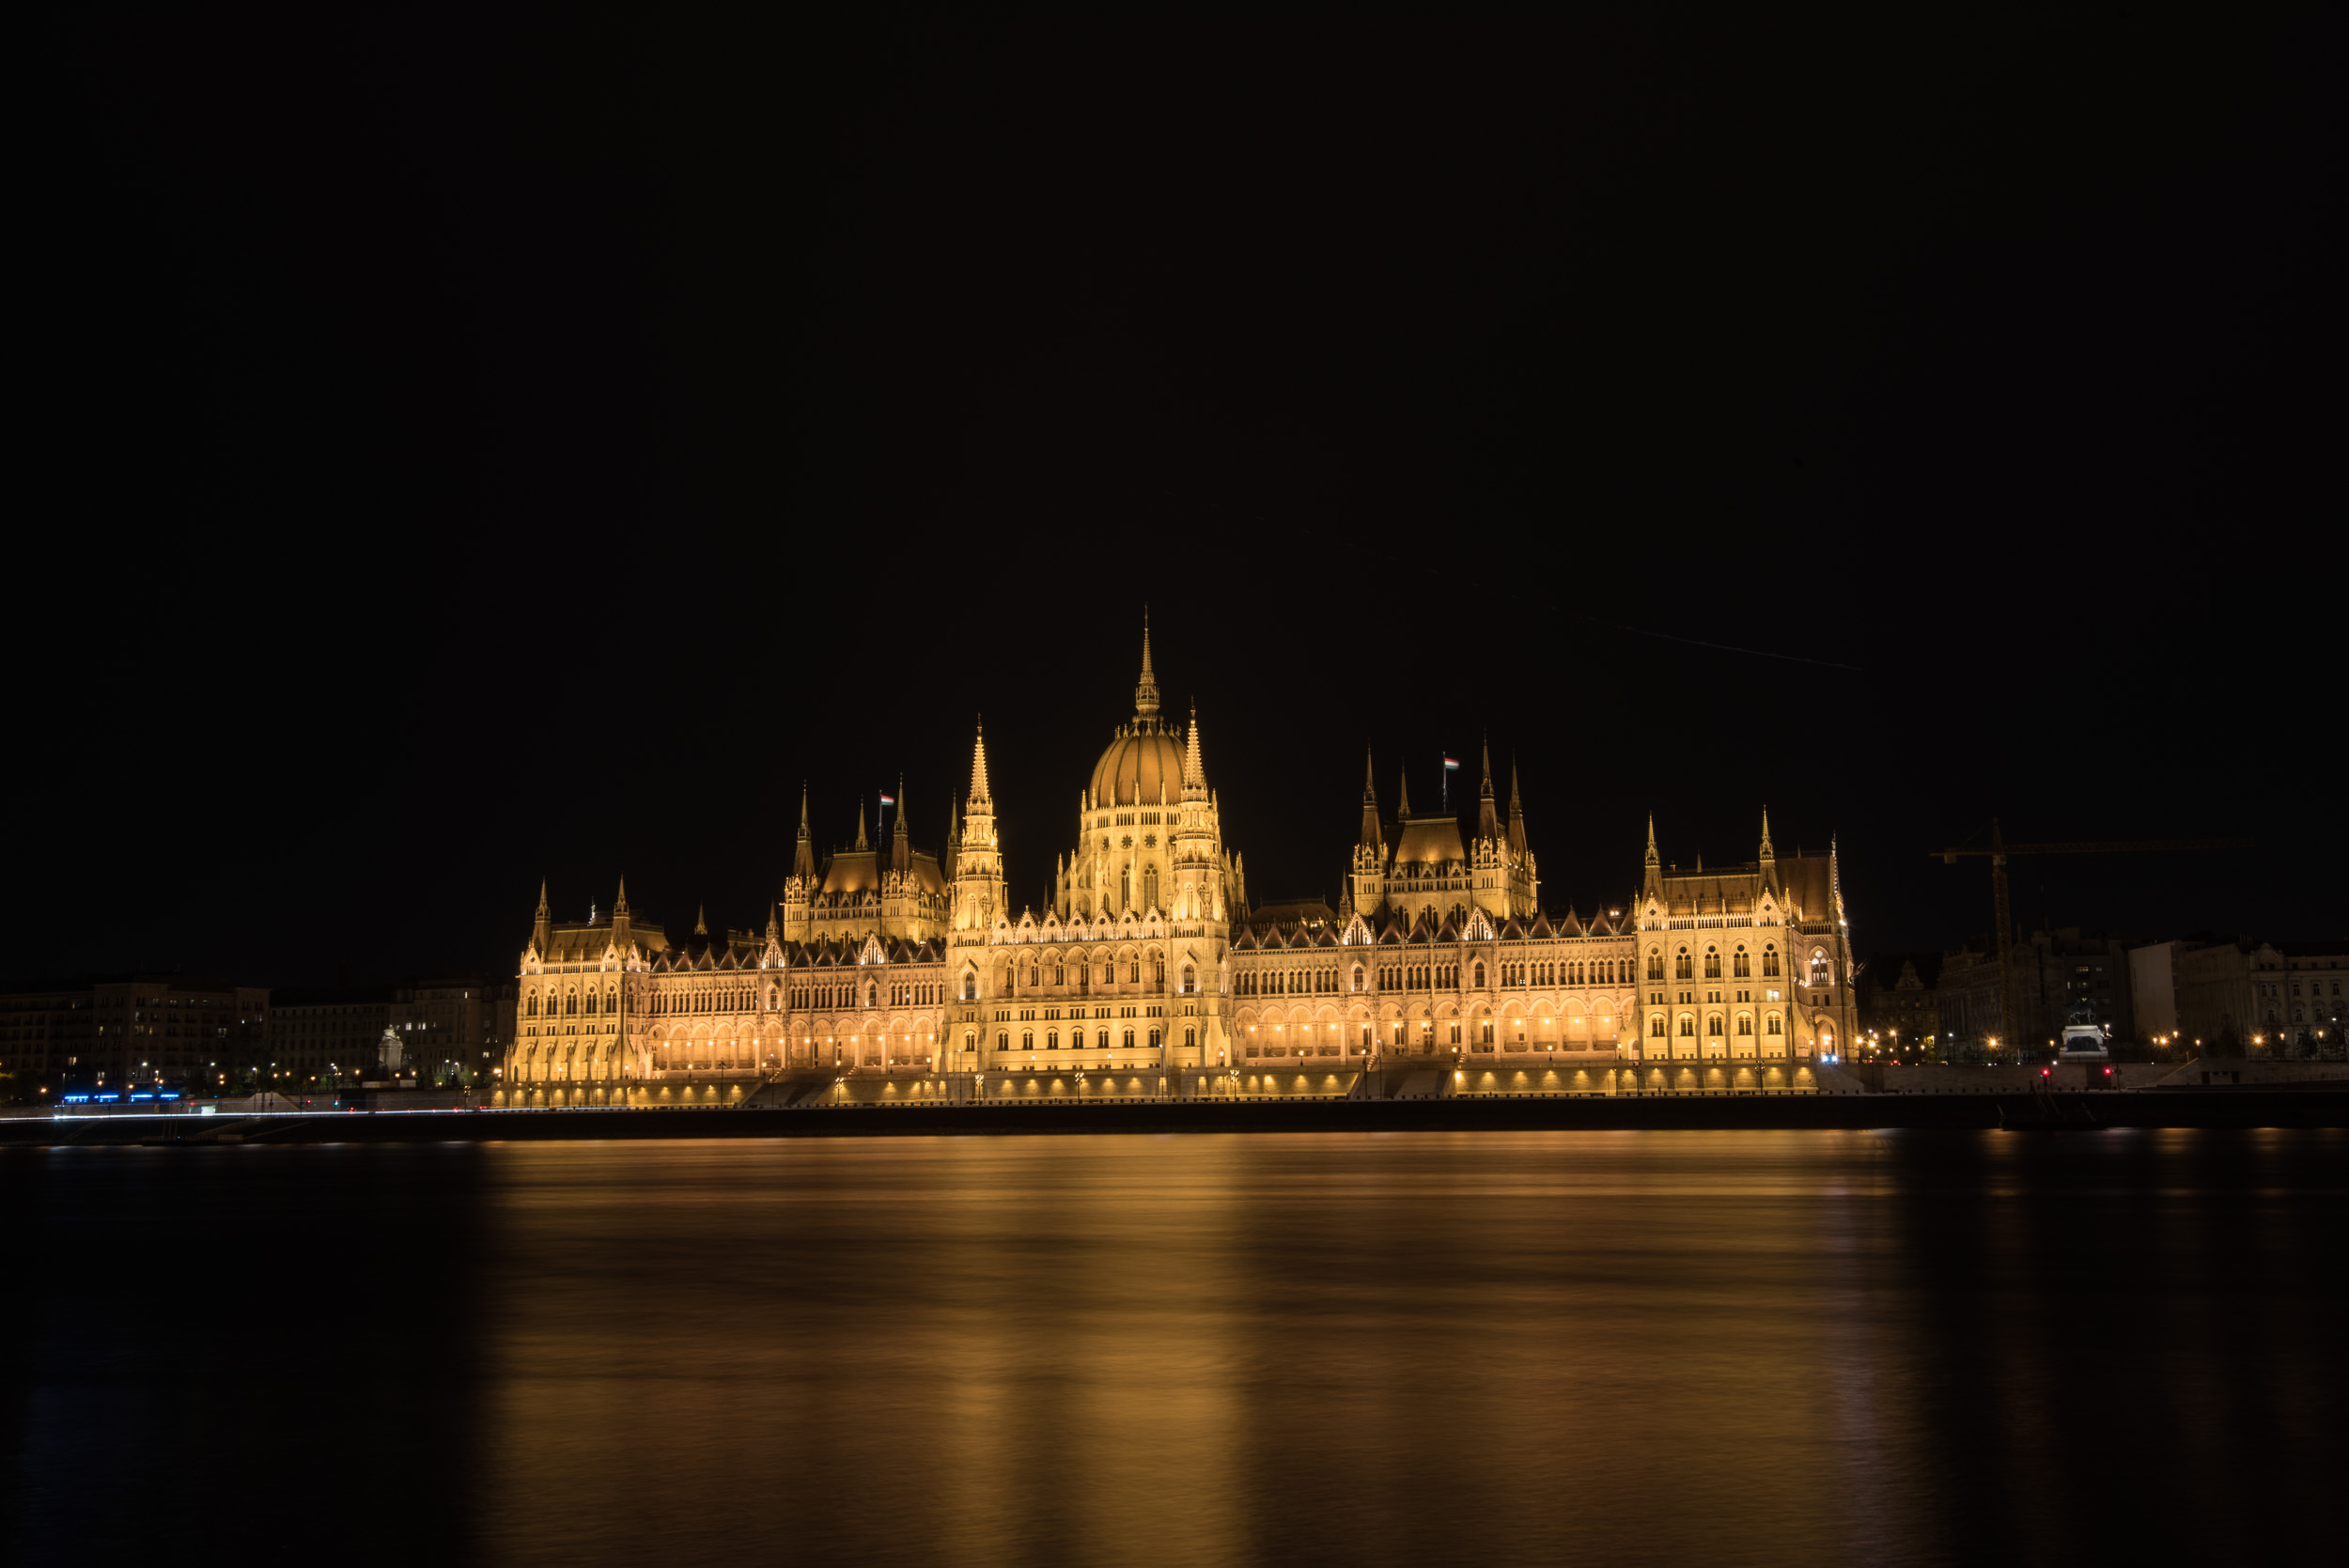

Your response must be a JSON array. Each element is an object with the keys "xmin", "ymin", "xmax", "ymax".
[
  {"xmin": 879, "ymin": 791, "xmax": 895, "ymax": 807},
  {"xmin": 1441, "ymin": 756, "xmax": 1460, "ymax": 772}
]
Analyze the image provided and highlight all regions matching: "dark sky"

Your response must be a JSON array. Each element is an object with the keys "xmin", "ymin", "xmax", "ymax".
[{"xmin": 13, "ymin": 8, "xmax": 2343, "ymax": 988}]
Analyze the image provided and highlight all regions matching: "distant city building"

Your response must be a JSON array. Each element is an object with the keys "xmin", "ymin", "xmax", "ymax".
[
  {"xmin": 271, "ymin": 986, "xmax": 393, "ymax": 1086},
  {"xmin": 2131, "ymin": 938, "xmax": 2348, "ymax": 1056},
  {"xmin": 1857, "ymin": 954, "xmax": 1941, "ymax": 1054},
  {"xmin": 1930, "ymin": 928, "xmax": 2133, "ymax": 1059},
  {"xmin": 0, "ymin": 976, "xmax": 269, "ymax": 1090},
  {"xmin": 390, "ymin": 976, "xmax": 516, "ymax": 1085},
  {"xmin": 505, "ymin": 625, "xmax": 1857, "ymax": 1102}
]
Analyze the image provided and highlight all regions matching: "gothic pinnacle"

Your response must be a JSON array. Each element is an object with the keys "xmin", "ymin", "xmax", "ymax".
[{"xmin": 1134, "ymin": 613, "xmax": 1161, "ymax": 721}]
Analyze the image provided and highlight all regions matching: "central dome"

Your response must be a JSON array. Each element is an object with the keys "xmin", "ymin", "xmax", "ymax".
[{"xmin": 1091, "ymin": 722, "xmax": 1184, "ymax": 807}]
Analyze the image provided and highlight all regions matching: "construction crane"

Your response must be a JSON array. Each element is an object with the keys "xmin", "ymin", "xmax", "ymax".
[{"xmin": 1929, "ymin": 819, "xmax": 2254, "ymax": 1054}]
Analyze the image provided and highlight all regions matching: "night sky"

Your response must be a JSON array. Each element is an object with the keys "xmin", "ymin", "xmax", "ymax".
[{"xmin": 13, "ymin": 8, "xmax": 2342, "ymax": 988}]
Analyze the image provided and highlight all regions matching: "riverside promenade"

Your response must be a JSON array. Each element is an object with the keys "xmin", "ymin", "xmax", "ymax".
[{"xmin": 6, "ymin": 1083, "xmax": 2347, "ymax": 1145}]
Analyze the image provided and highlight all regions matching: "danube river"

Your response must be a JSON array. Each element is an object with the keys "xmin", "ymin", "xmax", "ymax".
[{"xmin": 8, "ymin": 1129, "xmax": 2345, "ymax": 1565}]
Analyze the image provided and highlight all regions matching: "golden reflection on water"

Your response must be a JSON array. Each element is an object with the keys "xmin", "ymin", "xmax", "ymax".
[{"xmin": 467, "ymin": 1129, "xmax": 2347, "ymax": 1567}]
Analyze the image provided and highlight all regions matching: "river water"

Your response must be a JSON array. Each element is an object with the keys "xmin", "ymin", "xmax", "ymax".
[{"xmin": 7, "ymin": 1129, "xmax": 2345, "ymax": 1565}]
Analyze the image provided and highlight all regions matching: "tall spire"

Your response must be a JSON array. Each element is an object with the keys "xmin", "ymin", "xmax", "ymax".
[
  {"xmin": 892, "ymin": 776, "xmax": 910, "ymax": 876},
  {"xmin": 1645, "ymin": 814, "xmax": 1659, "ymax": 865},
  {"xmin": 693, "ymin": 904, "xmax": 708, "ymax": 937},
  {"xmin": 1759, "ymin": 807, "xmax": 1775, "ymax": 857},
  {"xmin": 792, "ymin": 783, "xmax": 817, "ymax": 882},
  {"xmin": 1182, "ymin": 703, "xmax": 1206, "ymax": 800},
  {"xmin": 1361, "ymin": 747, "xmax": 1383, "ymax": 847},
  {"xmin": 1133, "ymin": 613, "xmax": 1161, "ymax": 722},
  {"xmin": 614, "ymin": 876, "xmax": 630, "ymax": 918},
  {"xmin": 854, "ymin": 799, "xmax": 868, "ymax": 849},
  {"xmin": 1476, "ymin": 736, "xmax": 1499, "ymax": 842},
  {"xmin": 968, "ymin": 719, "xmax": 991, "ymax": 804},
  {"xmin": 532, "ymin": 878, "xmax": 552, "ymax": 954},
  {"xmin": 1506, "ymin": 759, "xmax": 1527, "ymax": 855},
  {"xmin": 1643, "ymin": 814, "xmax": 1662, "ymax": 899},
  {"xmin": 1398, "ymin": 766, "xmax": 1412, "ymax": 818}
]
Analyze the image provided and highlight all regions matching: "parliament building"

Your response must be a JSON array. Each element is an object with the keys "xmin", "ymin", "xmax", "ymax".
[{"xmin": 500, "ymin": 628, "xmax": 1855, "ymax": 1106}]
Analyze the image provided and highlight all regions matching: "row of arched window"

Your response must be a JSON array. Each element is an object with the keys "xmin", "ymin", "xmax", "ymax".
[
  {"xmin": 1657, "ymin": 944, "xmax": 1785, "ymax": 982},
  {"xmin": 526, "ymin": 987, "xmax": 616, "ymax": 1017},
  {"xmin": 1654, "ymin": 1012, "xmax": 1784, "ymax": 1037}
]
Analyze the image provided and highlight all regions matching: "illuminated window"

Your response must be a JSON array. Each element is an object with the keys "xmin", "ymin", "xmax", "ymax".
[
  {"xmin": 1766, "ymin": 1014, "xmax": 1782, "ymax": 1035},
  {"xmin": 1763, "ymin": 946, "xmax": 1781, "ymax": 977},
  {"xmin": 1703, "ymin": 949, "xmax": 1720, "ymax": 979},
  {"xmin": 1678, "ymin": 1015, "xmax": 1694, "ymax": 1037},
  {"xmin": 1674, "ymin": 950, "xmax": 1693, "ymax": 981}
]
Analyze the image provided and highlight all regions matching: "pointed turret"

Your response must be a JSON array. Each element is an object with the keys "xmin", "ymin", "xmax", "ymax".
[
  {"xmin": 1360, "ymin": 747, "xmax": 1383, "ymax": 847},
  {"xmin": 693, "ymin": 904, "xmax": 708, "ymax": 938},
  {"xmin": 968, "ymin": 720, "xmax": 992, "ymax": 805},
  {"xmin": 1476, "ymin": 738, "xmax": 1499, "ymax": 842},
  {"xmin": 854, "ymin": 800, "xmax": 868, "ymax": 850},
  {"xmin": 532, "ymin": 878, "xmax": 552, "ymax": 954},
  {"xmin": 614, "ymin": 876, "xmax": 630, "ymax": 918},
  {"xmin": 1506, "ymin": 759, "xmax": 1527, "ymax": 856},
  {"xmin": 1398, "ymin": 767, "xmax": 1413, "ymax": 818},
  {"xmin": 1643, "ymin": 815, "xmax": 1662, "ymax": 899},
  {"xmin": 765, "ymin": 902, "xmax": 781, "ymax": 941},
  {"xmin": 792, "ymin": 784, "xmax": 817, "ymax": 882},
  {"xmin": 1182, "ymin": 703, "xmax": 1208, "ymax": 800},
  {"xmin": 891, "ymin": 776, "xmax": 910, "ymax": 877},
  {"xmin": 1134, "ymin": 613, "xmax": 1161, "ymax": 722},
  {"xmin": 1759, "ymin": 807, "xmax": 1777, "ymax": 891}
]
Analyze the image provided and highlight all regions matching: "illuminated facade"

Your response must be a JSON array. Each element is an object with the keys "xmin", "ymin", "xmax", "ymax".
[{"xmin": 502, "ymin": 625, "xmax": 1853, "ymax": 1102}]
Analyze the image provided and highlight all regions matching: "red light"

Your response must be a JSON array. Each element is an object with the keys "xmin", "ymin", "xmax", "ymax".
[{"xmin": 2041, "ymin": 1067, "xmax": 2051, "ymax": 1077}]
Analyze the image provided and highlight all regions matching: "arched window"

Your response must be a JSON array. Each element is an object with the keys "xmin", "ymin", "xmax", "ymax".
[
  {"xmin": 1022, "ymin": 1031, "xmax": 1034, "ymax": 1050},
  {"xmin": 1674, "ymin": 949, "xmax": 1693, "ymax": 981},
  {"xmin": 1650, "ymin": 1015, "xmax": 1667, "ymax": 1037},
  {"xmin": 1128, "ymin": 961, "xmax": 1140, "ymax": 984},
  {"xmin": 1678, "ymin": 1015, "xmax": 1694, "ymax": 1036},
  {"xmin": 1703, "ymin": 949, "xmax": 1720, "ymax": 979},
  {"xmin": 1707, "ymin": 1014, "xmax": 1723, "ymax": 1036},
  {"xmin": 963, "ymin": 1031, "xmax": 974, "ymax": 1053},
  {"xmin": 1473, "ymin": 962, "xmax": 1486, "ymax": 988},
  {"xmin": 1736, "ymin": 1014, "xmax": 1752, "ymax": 1035},
  {"xmin": 1733, "ymin": 948, "xmax": 1750, "ymax": 978},
  {"xmin": 1184, "ymin": 1027, "xmax": 1196, "ymax": 1049},
  {"xmin": 1810, "ymin": 951, "xmax": 1832, "ymax": 987},
  {"xmin": 1647, "ymin": 952, "xmax": 1665, "ymax": 982},
  {"xmin": 565, "ymin": 991, "xmax": 578, "ymax": 1016},
  {"xmin": 1351, "ymin": 965, "xmax": 1365, "ymax": 992},
  {"xmin": 1763, "ymin": 946, "xmax": 1781, "ymax": 977},
  {"xmin": 527, "ymin": 994, "xmax": 539, "ymax": 1017},
  {"xmin": 1766, "ymin": 1013, "xmax": 1782, "ymax": 1035},
  {"xmin": 996, "ymin": 1032, "xmax": 1007, "ymax": 1052},
  {"xmin": 1181, "ymin": 964, "xmax": 1196, "ymax": 995},
  {"xmin": 961, "ymin": 972, "xmax": 976, "ymax": 1002},
  {"xmin": 583, "ymin": 992, "xmax": 598, "ymax": 1016},
  {"xmin": 1143, "ymin": 867, "xmax": 1159, "ymax": 911},
  {"xmin": 1054, "ymin": 964, "xmax": 1066, "ymax": 986},
  {"xmin": 1123, "ymin": 1028, "xmax": 1135, "ymax": 1048}
]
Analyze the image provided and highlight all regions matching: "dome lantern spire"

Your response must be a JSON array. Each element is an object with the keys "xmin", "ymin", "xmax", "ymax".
[{"xmin": 1133, "ymin": 610, "xmax": 1161, "ymax": 723}]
